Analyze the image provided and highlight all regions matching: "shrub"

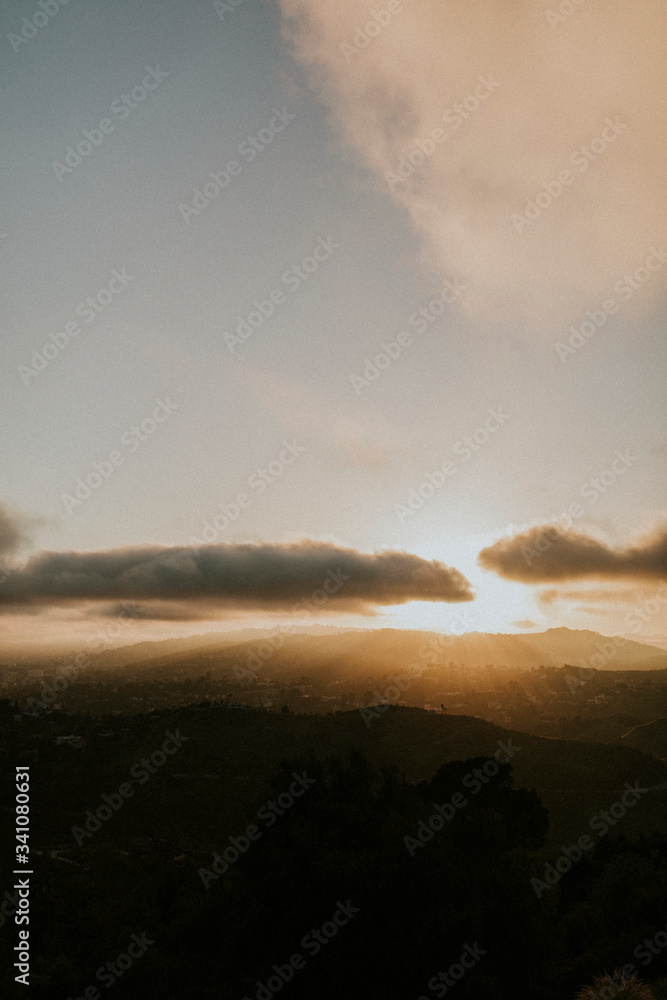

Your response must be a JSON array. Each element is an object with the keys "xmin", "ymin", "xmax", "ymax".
[{"xmin": 575, "ymin": 969, "xmax": 654, "ymax": 1000}]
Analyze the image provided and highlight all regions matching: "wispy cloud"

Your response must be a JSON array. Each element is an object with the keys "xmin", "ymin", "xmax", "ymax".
[{"xmin": 278, "ymin": 0, "xmax": 667, "ymax": 329}]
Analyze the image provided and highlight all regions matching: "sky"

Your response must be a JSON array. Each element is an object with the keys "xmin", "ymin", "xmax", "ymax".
[{"xmin": 1, "ymin": 0, "xmax": 666, "ymax": 649}]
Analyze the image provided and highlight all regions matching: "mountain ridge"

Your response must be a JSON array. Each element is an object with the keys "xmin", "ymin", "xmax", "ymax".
[{"xmin": 89, "ymin": 625, "xmax": 667, "ymax": 674}]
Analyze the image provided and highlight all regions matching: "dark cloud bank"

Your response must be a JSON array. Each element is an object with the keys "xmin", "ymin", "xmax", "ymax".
[
  {"xmin": 0, "ymin": 540, "xmax": 473, "ymax": 618},
  {"xmin": 479, "ymin": 524, "xmax": 667, "ymax": 583}
]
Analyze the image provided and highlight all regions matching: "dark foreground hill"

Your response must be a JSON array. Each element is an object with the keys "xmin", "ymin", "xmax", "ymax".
[
  {"xmin": 11, "ymin": 704, "xmax": 667, "ymax": 852},
  {"xmin": 3, "ymin": 705, "xmax": 667, "ymax": 1000},
  {"xmin": 539, "ymin": 713, "xmax": 644, "ymax": 744},
  {"xmin": 622, "ymin": 717, "xmax": 667, "ymax": 759}
]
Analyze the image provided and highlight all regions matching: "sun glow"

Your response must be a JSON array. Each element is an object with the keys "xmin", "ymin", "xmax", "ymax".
[{"xmin": 388, "ymin": 533, "xmax": 542, "ymax": 635}]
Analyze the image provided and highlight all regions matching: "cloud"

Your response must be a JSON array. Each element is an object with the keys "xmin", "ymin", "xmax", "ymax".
[
  {"xmin": 537, "ymin": 586, "xmax": 649, "ymax": 606},
  {"xmin": 95, "ymin": 602, "xmax": 218, "ymax": 622},
  {"xmin": 512, "ymin": 619, "xmax": 537, "ymax": 630},
  {"xmin": 478, "ymin": 524, "xmax": 667, "ymax": 583},
  {"xmin": 277, "ymin": 0, "xmax": 667, "ymax": 329},
  {"xmin": 0, "ymin": 540, "xmax": 473, "ymax": 617},
  {"xmin": 0, "ymin": 502, "xmax": 40, "ymax": 558}
]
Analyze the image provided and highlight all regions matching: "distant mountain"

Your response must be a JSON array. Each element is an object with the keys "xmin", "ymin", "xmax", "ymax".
[
  {"xmin": 92, "ymin": 625, "xmax": 360, "ymax": 670},
  {"xmin": 92, "ymin": 625, "xmax": 667, "ymax": 676},
  {"xmin": 438, "ymin": 626, "xmax": 667, "ymax": 672}
]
